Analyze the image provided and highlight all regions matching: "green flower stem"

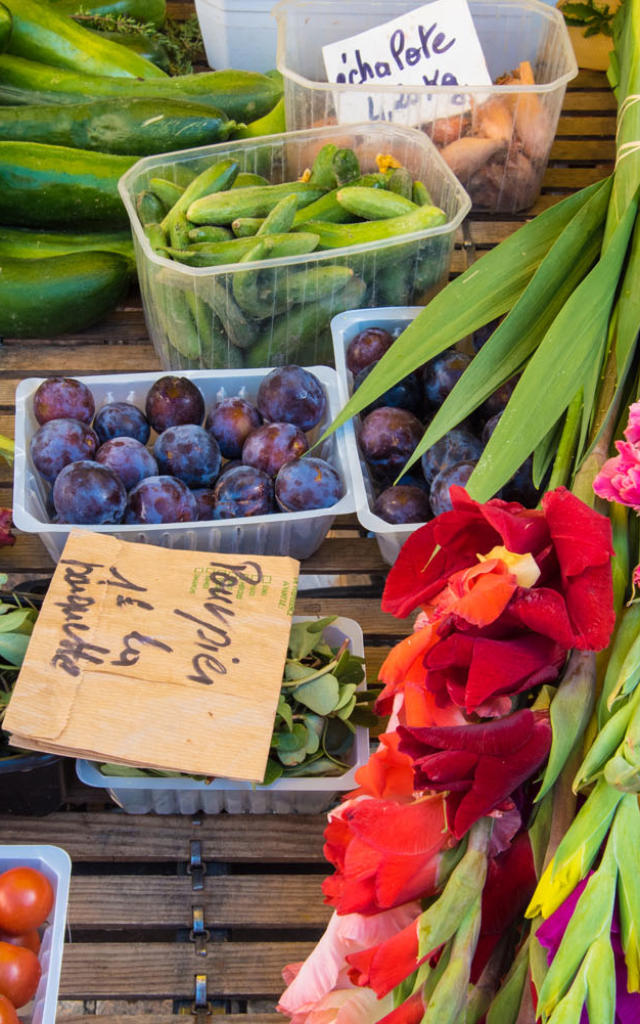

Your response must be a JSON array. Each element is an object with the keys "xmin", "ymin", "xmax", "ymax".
[{"xmin": 548, "ymin": 391, "xmax": 582, "ymax": 492}]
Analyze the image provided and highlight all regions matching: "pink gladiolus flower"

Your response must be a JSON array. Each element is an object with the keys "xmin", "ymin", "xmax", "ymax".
[
  {"xmin": 277, "ymin": 904, "xmax": 419, "ymax": 1024},
  {"xmin": 623, "ymin": 401, "xmax": 640, "ymax": 444},
  {"xmin": 593, "ymin": 441, "xmax": 640, "ymax": 510}
]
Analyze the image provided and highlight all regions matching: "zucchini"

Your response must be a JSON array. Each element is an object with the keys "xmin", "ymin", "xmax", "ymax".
[
  {"xmin": 0, "ymin": 251, "xmax": 130, "ymax": 338},
  {"xmin": 85, "ymin": 29, "xmax": 171, "ymax": 73},
  {"xmin": 0, "ymin": 54, "xmax": 283, "ymax": 121},
  {"xmin": 0, "ymin": 96, "xmax": 236, "ymax": 155},
  {"xmin": 0, "ymin": 141, "xmax": 135, "ymax": 228},
  {"xmin": 0, "ymin": 4, "xmax": 11, "ymax": 54},
  {"xmin": 47, "ymin": 0, "xmax": 166, "ymax": 28},
  {"xmin": 0, "ymin": 225, "xmax": 134, "ymax": 266},
  {"xmin": 3, "ymin": 0, "xmax": 166, "ymax": 79}
]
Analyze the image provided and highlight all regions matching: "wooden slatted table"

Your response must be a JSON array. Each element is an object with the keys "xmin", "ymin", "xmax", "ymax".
[{"xmin": 0, "ymin": 32, "xmax": 615, "ymax": 1019}]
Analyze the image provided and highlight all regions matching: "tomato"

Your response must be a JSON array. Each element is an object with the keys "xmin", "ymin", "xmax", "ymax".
[
  {"xmin": 0, "ymin": 869, "xmax": 53, "ymax": 935},
  {"xmin": 0, "ymin": 995, "xmax": 20, "ymax": 1024},
  {"xmin": 0, "ymin": 943, "xmax": 40, "ymax": 1009},
  {"xmin": 0, "ymin": 933, "xmax": 39, "ymax": 956}
]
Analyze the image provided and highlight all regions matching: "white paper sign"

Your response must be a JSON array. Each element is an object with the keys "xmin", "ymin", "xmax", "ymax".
[{"xmin": 322, "ymin": 0, "xmax": 493, "ymax": 126}]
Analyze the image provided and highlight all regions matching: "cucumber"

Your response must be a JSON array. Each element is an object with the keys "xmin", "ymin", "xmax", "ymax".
[
  {"xmin": 0, "ymin": 141, "xmax": 135, "ymax": 228},
  {"xmin": 3, "ymin": 0, "xmax": 166, "ymax": 79},
  {"xmin": 0, "ymin": 54, "xmax": 283, "ymax": 121},
  {"xmin": 0, "ymin": 4, "xmax": 11, "ymax": 54},
  {"xmin": 187, "ymin": 183, "xmax": 327, "ymax": 225},
  {"xmin": 336, "ymin": 186, "xmax": 419, "ymax": 220},
  {"xmin": 0, "ymin": 96, "xmax": 235, "ymax": 155},
  {"xmin": 294, "ymin": 203, "xmax": 448, "ymax": 248},
  {"xmin": 0, "ymin": 225, "xmax": 135, "ymax": 266},
  {"xmin": 0, "ymin": 251, "xmax": 130, "ymax": 338},
  {"xmin": 47, "ymin": 0, "xmax": 166, "ymax": 28}
]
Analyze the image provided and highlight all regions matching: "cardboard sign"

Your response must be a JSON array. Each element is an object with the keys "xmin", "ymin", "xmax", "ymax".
[
  {"xmin": 4, "ymin": 532, "xmax": 300, "ymax": 782},
  {"xmin": 322, "ymin": 0, "xmax": 492, "ymax": 125}
]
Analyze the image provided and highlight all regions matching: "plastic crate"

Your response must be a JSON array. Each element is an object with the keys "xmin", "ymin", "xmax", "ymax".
[
  {"xmin": 12, "ymin": 365, "xmax": 354, "ymax": 563},
  {"xmin": 331, "ymin": 305, "xmax": 425, "ymax": 565},
  {"xmin": 194, "ymin": 0, "xmax": 278, "ymax": 72},
  {"xmin": 76, "ymin": 616, "xmax": 368, "ymax": 814},
  {"xmin": 0, "ymin": 845, "xmax": 71, "ymax": 1024},
  {"xmin": 273, "ymin": 0, "xmax": 577, "ymax": 213},
  {"xmin": 118, "ymin": 122, "xmax": 470, "ymax": 371}
]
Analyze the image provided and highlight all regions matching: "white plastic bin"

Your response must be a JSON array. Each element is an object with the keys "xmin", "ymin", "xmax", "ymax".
[
  {"xmin": 331, "ymin": 305, "xmax": 425, "ymax": 566},
  {"xmin": 194, "ymin": 0, "xmax": 278, "ymax": 72},
  {"xmin": 12, "ymin": 366, "xmax": 354, "ymax": 563},
  {"xmin": 0, "ymin": 845, "xmax": 71, "ymax": 1024},
  {"xmin": 76, "ymin": 616, "xmax": 368, "ymax": 814},
  {"xmin": 273, "ymin": 0, "xmax": 577, "ymax": 213},
  {"xmin": 118, "ymin": 122, "xmax": 470, "ymax": 371}
]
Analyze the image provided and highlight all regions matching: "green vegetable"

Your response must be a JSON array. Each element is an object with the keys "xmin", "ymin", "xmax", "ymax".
[
  {"xmin": 0, "ymin": 251, "xmax": 130, "ymax": 337},
  {"xmin": 231, "ymin": 217, "xmax": 263, "ymax": 237},
  {"xmin": 294, "ymin": 202, "xmax": 448, "ymax": 248},
  {"xmin": 256, "ymin": 194, "xmax": 298, "ymax": 235},
  {"xmin": 0, "ymin": 4, "xmax": 11, "ymax": 54},
  {"xmin": 387, "ymin": 166, "xmax": 414, "ymax": 199},
  {"xmin": 46, "ymin": 0, "xmax": 166, "ymax": 29},
  {"xmin": 136, "ymin": 189, "xmax": 165, "ymax": 227},
  {"xmin": 0, "ymin": 54, "xmax": 284, "ymax": 121},
  {"xmin": 0, "ymin": 96, "xmax": 236, "ymax": 155},
  {"xmin": 149, "ymin": 176, "xmax": 183, "ymax": 210},
  {"xmin": 232, "ymin": 96, "xmax": 286, "ymax": 139},
  {"xmin": 0, "ymin": 140, "xmax": 135, "ymax": 228},
  {"xmin": 232, "ymin": 242, "xmax": 355, "ymax": 319},
  {"xmin": 160, "ymin": 158, "xmax": 239, "ymax": 237},
  {"xmin": 231, "ymin": 172, "xmax": 270, "ymax": 188},
  {"xmin": 336, "ymin": 185, "xmax": 419, "ymax": 220},
  {"xmin": 188, "ymin": 226, "xmax": 233, "ymax": 244},
  {"xmin": 3, "ymin": 0, "xmax": 166, "ymax": 78},
  {"xmin": 186, "ymin": 182, "xmax": 327, "ymax": 225},
  {"xmin": 0, "ymin": 225, "xmax": 134, "ymax": 266},
  {"xmin": 161, "ymin": 231, "xmax": 320, "ymax": 267},
  {"xmin": 84, "ymin": 27, "xmax": 170, "ymax": 72}
]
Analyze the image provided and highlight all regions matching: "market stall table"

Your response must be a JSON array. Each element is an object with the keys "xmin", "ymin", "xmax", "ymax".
[{"xmin": 0, "ymin": 53, "xmax": 615, "ymax": 1021}]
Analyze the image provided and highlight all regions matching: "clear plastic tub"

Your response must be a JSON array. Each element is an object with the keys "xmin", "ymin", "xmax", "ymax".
[
  {"xmin": 194, "ymin": 0, "xmax": 278, "ymax": 72},
  {"xmin": 76, "ymin": 616, "xmax": 368, "ymax": 814},
  {"xmin": 0, "ymin": 845, "xmax": 71, "ymax": 1024},
  {"xmin": 273, "ymin": 0, "xmax": 577, "ymax": 213},
  {"xmin": 331, "ymin": 305, "xmax": 425, "ymax": 566},
  {"xmin": 118, "ymin": 122, "xmax": 470, "ymax": 370},
  {"xmin": 12, "ymin": 366, "xmax": 354, "ymax": 563}
]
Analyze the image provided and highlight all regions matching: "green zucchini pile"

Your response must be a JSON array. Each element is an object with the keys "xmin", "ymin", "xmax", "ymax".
[
  {"xmin": 134, "ymin": 143, "xmax": 451, "ymax": 368},
  {"xmin": 0, "ymin": 0, "xmax": 285, "ymax": 338}
]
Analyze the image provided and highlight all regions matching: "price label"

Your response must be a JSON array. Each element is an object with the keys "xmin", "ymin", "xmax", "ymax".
[{"xmin": 322, "ymin": 0, "xmax": 492, "ymax": 125}]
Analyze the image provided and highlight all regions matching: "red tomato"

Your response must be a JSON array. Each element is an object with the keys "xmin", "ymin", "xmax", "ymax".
[
  {"xmin": 0, "ymin": 995, "xmax": 20, "ymax": 1024},
  {"xmin": 0, "ymin": 943, "xmax": 40, "ymax": 1009},
  {"xmin": 0, "ymin": 933, "xmax": 40, "ymax": 956},
  {"xmin": 0, "ymin": 869, "xmax": 53, "ymax": 935}
]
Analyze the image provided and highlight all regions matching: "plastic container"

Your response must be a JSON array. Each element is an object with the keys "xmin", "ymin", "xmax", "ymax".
[
  {"xmin": 0, "ymin": 753, "xmax": 64, "ymax": 816},
  {"xmin": 331, "ymin": 305, "xmax": 425, "ymax": 566},
  {"xmin": 12, "ymin": 365, "xmax": 354, "ymax": 563},
  {"xmin": 273, "ymin": 0, "xmax": 577, "ymax": 213},
  {"xmin": 76, "ymin": 616, "xmax": 368, "ymax": 814},
  {"xmin": 0, "ymin": 845, "xmax": 71, "ymax": 1024},
  {"xmin": 118, "ymin": 122, "xmax": 470, "ymax": 371},
  {"xmin": 194, "ymin": 0, "xmax": 278, "ymax": 72}
]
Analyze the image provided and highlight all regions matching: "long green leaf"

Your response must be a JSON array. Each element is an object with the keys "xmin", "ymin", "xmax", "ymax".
[
  {"xmin": 467, "ymin": 192, "xmax": 638, "ymax": 502},
  {"xmin": 319, "ymin": 180, "xmax": 611, "ymax": 440},
  {"xmin": 401, "ymin": 178, "xmax": 611, "ymax": 477}
]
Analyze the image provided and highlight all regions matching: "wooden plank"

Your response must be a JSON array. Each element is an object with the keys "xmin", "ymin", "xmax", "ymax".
[
  {"xmin": 555, "ymin": 114, "xmax": 615, "ymax": 136},
  {"xmin": 560, "ymin": 91, "xmax": 617, "ymax": 112},
  {"xmin": 549, "ymin": 137, "xmax": 615, "ymax": 160},
  {"xmin": 69, "ymin": 875, "xmax": 329, "ymax": 930},
  {"xmin": 59, "ymin": 941, "xmax": 316, "ymax": 999},
  {"xmin": 0, "ymin": 343, "xmax": 158, "ymax": 374},
  {"xmin": 0, "ymin": 813, "xmax": 328, "ymax": 862}
]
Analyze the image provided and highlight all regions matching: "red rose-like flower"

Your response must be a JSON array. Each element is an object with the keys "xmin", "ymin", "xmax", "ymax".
[
  {"xmin": 382, "ymin": 487, "xmax": 614, "ymax": 654},
  {"xmin": 397, "ymin": 709, "xmax": 552, "ymax": 839},
  {"xmin": 322, "ymin": 794, "xmax": 456, "ymax": 915},
  {"xmin": 0, "ymin": 508, "xmax": 14, "ymax": 547}
]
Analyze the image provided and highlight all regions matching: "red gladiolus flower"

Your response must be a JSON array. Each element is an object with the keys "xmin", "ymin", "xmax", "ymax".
[
  {"xmin": 346, "ymin": 916, "xmax": 422, "ymax": 998},
  {"xmin": 375, "ymin": 991, "xmax": 425, "ymax": 1024},
  {"xmin": 350, "ymin": 733, "xmax": 415, "ymax": 802},
  {"xmin": 322, "ymin": 794, "xmax": 455, "ymax": 915},
  {"xmin": 397, "ymin": 709, "xmax": 552, "ymax": 839},
  {"xmin": 381, "ymin": 487, "xmax": 614, "ymax": 654},
  {"xmin": 0, "ymin": 508, "xmax": 14, "ymax": 547}
]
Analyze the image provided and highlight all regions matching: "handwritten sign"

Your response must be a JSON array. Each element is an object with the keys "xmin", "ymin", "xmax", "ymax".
[
  {"xmin": 4, "ymin": 531, "xmax": 300, "ymax": 782},
  {"xmin": 322, "ymin": 0, "xmax": 492, "ymax": 125}
]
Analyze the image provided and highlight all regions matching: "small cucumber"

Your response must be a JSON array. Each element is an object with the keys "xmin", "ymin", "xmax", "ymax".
[
  {"xmin": 336, "ymin": 186, "xmax": 419, "ymax": 220},
  {"xmin": 0, "ymin": 250, "xmax": 130, "ymax": 337},
  {"xmin": 387, "ymin": 167, "xmax": 414, "ymax": 199},
  {"xmin": 0, "ymin": 140, "xmax": 135, "ymax": 227},
  {"xmin": 161, "ymin": 159, "xmax": 239, "ymax": 234},
  {"xmin": 4, "ymin": 0, "xmax": 166, "ymax": 78},
  {"xmin": 0, "ymin": 4, "xmax": 11, "ymax": 54},
  {"xmin": 232, "ymin": 172, "xmax": 270, "ymax": 188},
  {"xmin": 413, "ymin": 180, "xmax": 434, "ymax": 206},
  {"xmin": 233, "ymin": 245, "xmax": 355, "ymax": 319},
  {"xmin": 231, "ymin": 217, "xmax": 263, "ymax": 237},
  {"xmin": 291, "ymin": 175, "xmax": 389, "ymax": 226},
  {"xmin": 149, "ymin": 177, "xmax": 184, "ymax": 209},
  {"xmin": 137, "ymin": 190, "xmax": 165, "ymax": 227},
  {"xmin": 295, "ymin": 203, "xmax": 448, "ymax": 248},
  {"xmin": 0, "ymin": 55, "xmax": 284, "ymax": 121},
  {"xmin": 161, "ymin": 231, "xmax": 320, "ymax": 267},
  {"xmin": 0, "ymin": 96, "xmax": 235, "ymax": 155},
  {"xmin": 257, "ymin": 194, "xmax": 298, "ymax": 235},
  {"xmin": 187, "ymin": 182, "xmax": 327, "ymax": 225},
  {"xmin": 188, "ymin": 226, "xmax": 233, "ymax": 244}
]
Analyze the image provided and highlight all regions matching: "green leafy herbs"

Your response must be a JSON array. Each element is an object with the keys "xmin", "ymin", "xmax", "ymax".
[
  {"xmin": 0, "ymin": 582, "xmax": 39, "ymax": 759},
  {"xmin": 561, "ymin": 0, "xmax": 618, "ymax": 38},
  {"xmin": 100, "ymin": 617, "xmax": 380, "ymax": 785},
  {"xmin": 71, "ymin": 10, "xmax": 206, "ymax": 75}
]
